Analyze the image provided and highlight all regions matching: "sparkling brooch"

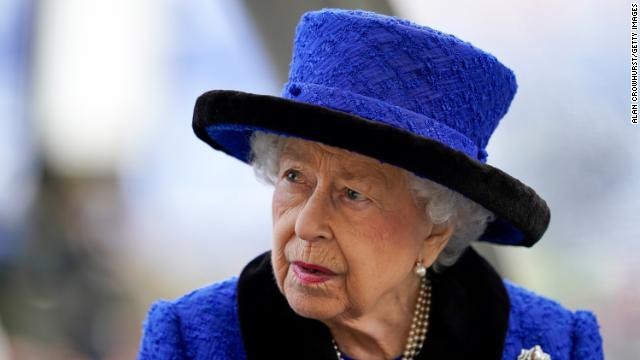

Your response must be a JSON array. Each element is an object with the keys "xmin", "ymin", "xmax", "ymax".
[{"xmin": 517, "ymin": 345, "xmax": 551, "ymax": 360}]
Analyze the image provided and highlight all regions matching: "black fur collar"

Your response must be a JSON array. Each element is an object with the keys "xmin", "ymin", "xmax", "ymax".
[{"xmin": 236, "ymin": 246, "xmax": 510, "ymax": 359}]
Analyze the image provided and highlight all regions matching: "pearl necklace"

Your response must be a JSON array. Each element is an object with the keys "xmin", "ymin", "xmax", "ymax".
[{"xmin": 331, "ymin": 276, "xmax": 432, "ymax": 360}]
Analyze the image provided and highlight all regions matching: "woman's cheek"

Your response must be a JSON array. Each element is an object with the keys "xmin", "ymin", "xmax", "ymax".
[
  {"xmin": 272, "ymin": 188, "xmax": 302, "ymax": 289},
  {"xmin": 272, "ymin": 209, "xmax": 299, "ymax": 247},
  {"xmin": 270, "ymin": 250, "xmax": 289, "ymax": 293},
  {"xmin": 272, "ymin": 187, "xmax": 287, "ymax": 219},
  {"xmin": 272, "ymin": 183, "xmax": 303, "ymax": 216}
]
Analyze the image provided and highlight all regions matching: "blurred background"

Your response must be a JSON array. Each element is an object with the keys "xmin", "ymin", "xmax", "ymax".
[{"xmin": 0, "ymin": 0, "xmax": 637, "ymax": 358}]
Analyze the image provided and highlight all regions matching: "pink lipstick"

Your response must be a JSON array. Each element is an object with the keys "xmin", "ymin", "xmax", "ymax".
[{"xmin": 292, "ymin": 261, "xmax": 336, "ymax": 284}]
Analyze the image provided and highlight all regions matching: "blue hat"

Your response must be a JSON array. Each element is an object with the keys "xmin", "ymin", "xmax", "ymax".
[{"xmin": 193, "ymin": 8, "xmax": 550, "ymax": 247}]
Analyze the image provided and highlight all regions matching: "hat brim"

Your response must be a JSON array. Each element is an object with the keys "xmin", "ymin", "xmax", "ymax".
[{"xmin": 192, "ymin": 90, "xmax": 550, "ymax": 247}]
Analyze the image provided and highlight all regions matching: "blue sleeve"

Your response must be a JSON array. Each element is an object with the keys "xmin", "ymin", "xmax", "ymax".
[
  {"xmin": 137, "ymin": 300, "xmax": 186, "ymax": 360},
  {"xmin": 571, "ymin": 310, "xmax": 604, "ymax": 360}
]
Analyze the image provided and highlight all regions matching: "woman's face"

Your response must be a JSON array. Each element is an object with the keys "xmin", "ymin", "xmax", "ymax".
[{"xmin": 271, "ymin": 138, "xmax": 451, "ymax": 321}]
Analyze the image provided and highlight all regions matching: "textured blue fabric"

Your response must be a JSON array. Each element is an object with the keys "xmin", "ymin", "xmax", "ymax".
[
  {"xmin": 501, "ymin": 279, "xmax": 604, "ymax": 360},
  {"xmin": 207, "ymin": 8, "xmax": 516, "ymax": 164},
  {"xmin": 199, "ymin": 8, "xmax": 544, "ymax": 248},
  {"xmin": 137, "ymin": 277, "xmax": 604, "ymax": 360},
  {"xmin": 280, "ymin": 9, "xmax": 517, "ymax": 163},
  {"xmin": 138, "ymin": 277, "xmax": 245, "ymax": 360}
]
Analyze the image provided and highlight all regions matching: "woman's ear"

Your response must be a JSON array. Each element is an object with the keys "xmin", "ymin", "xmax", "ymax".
[{"xmin": 420, "ymin": 222, "xmax": 454, "ymax": 267}]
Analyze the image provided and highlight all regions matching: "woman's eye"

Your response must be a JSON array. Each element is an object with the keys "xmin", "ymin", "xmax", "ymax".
[
  {"xmin": 284, "ymin": 169, "xmax": 302, "ymax": 183},
  {"xmin": 345, "ymin": 188, "xmax": 368, "ymax": 202}
]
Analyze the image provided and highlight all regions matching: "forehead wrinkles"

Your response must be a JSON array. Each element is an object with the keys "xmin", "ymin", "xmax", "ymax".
[{"xmin": 280, "ymin": 139, "xmax": 394, "ymax": 189}]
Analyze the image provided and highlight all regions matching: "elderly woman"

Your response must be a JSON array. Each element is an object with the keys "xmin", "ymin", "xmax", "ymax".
[{"xmin": 137, "ymin": 8, "xmax": 603, "ymax": 360}]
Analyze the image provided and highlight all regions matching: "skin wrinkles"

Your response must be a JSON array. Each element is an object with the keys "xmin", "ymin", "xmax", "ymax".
[
  {"xmin": 280, "ymin": 144, "xmax": 392, "ymax": 195},
  {"xmin": 270, "ymin": 138, "xmax": 454, "ymax": 360}
]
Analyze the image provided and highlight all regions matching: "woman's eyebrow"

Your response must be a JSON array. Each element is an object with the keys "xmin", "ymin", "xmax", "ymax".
[
  {"xmin": 280, "ymin": 148, "xmax": 312, "ymax": 164},
  {"xmin": 279, "ymin": 150, "xmax": 312, "ymax": 171},
  {"xmin": 342, "ymin": 167, "xmax": 390, "ymax": 190},
  {"xmin": 280, "ymin": 148, "xmax": 391, "ymax": 189}
]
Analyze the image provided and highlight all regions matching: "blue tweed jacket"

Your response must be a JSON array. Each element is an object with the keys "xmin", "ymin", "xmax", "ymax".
[{"xmin": 137, "ymin": 249, "xmax": 603, "ymax": 359}]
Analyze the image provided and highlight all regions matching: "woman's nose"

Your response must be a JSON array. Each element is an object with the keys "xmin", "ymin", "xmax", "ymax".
[{"xmin": 294, "ymin": 187, "xmax": 334, "ymax": 243}]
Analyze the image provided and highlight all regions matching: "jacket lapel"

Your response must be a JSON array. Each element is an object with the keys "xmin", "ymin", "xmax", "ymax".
[{"xmin": 236, "ymin": 247, "xmax": 510, "ymax": 359}]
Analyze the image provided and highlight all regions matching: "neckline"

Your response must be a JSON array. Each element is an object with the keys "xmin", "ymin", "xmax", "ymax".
[{"xmin": 235, "ymin": 246, "xmax": 510, "ymax": 359}]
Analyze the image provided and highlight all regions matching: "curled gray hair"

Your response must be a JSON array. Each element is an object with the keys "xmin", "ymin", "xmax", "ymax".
[{"xmin": 248, "ymin": 131, "xmax": 496, "ymax": 273}]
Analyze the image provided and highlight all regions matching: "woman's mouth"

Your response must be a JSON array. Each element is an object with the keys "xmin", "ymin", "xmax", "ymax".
[{"xmin": 291, "ymin": 261, "xmax": 336, "ymax": 284}]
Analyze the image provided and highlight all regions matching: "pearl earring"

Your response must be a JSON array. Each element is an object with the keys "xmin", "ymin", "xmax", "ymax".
[{"xmin": 414, "ymin": 260, "xmax": 427, "ymax": 277}]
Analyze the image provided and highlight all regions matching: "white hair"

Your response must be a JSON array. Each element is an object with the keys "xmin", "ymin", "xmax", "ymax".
[{"xmin": 247, "ymin": 130, "xmax": 496, "ymax": 273}]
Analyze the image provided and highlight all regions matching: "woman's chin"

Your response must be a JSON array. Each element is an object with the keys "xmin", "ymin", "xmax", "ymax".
[
  {"xmin": 287, "ymin": 296, "xmax": 342, "ymax": 320},
  {"xmin": 283, "ymin": 274, "xmax": 343, "ymax": 320}
]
